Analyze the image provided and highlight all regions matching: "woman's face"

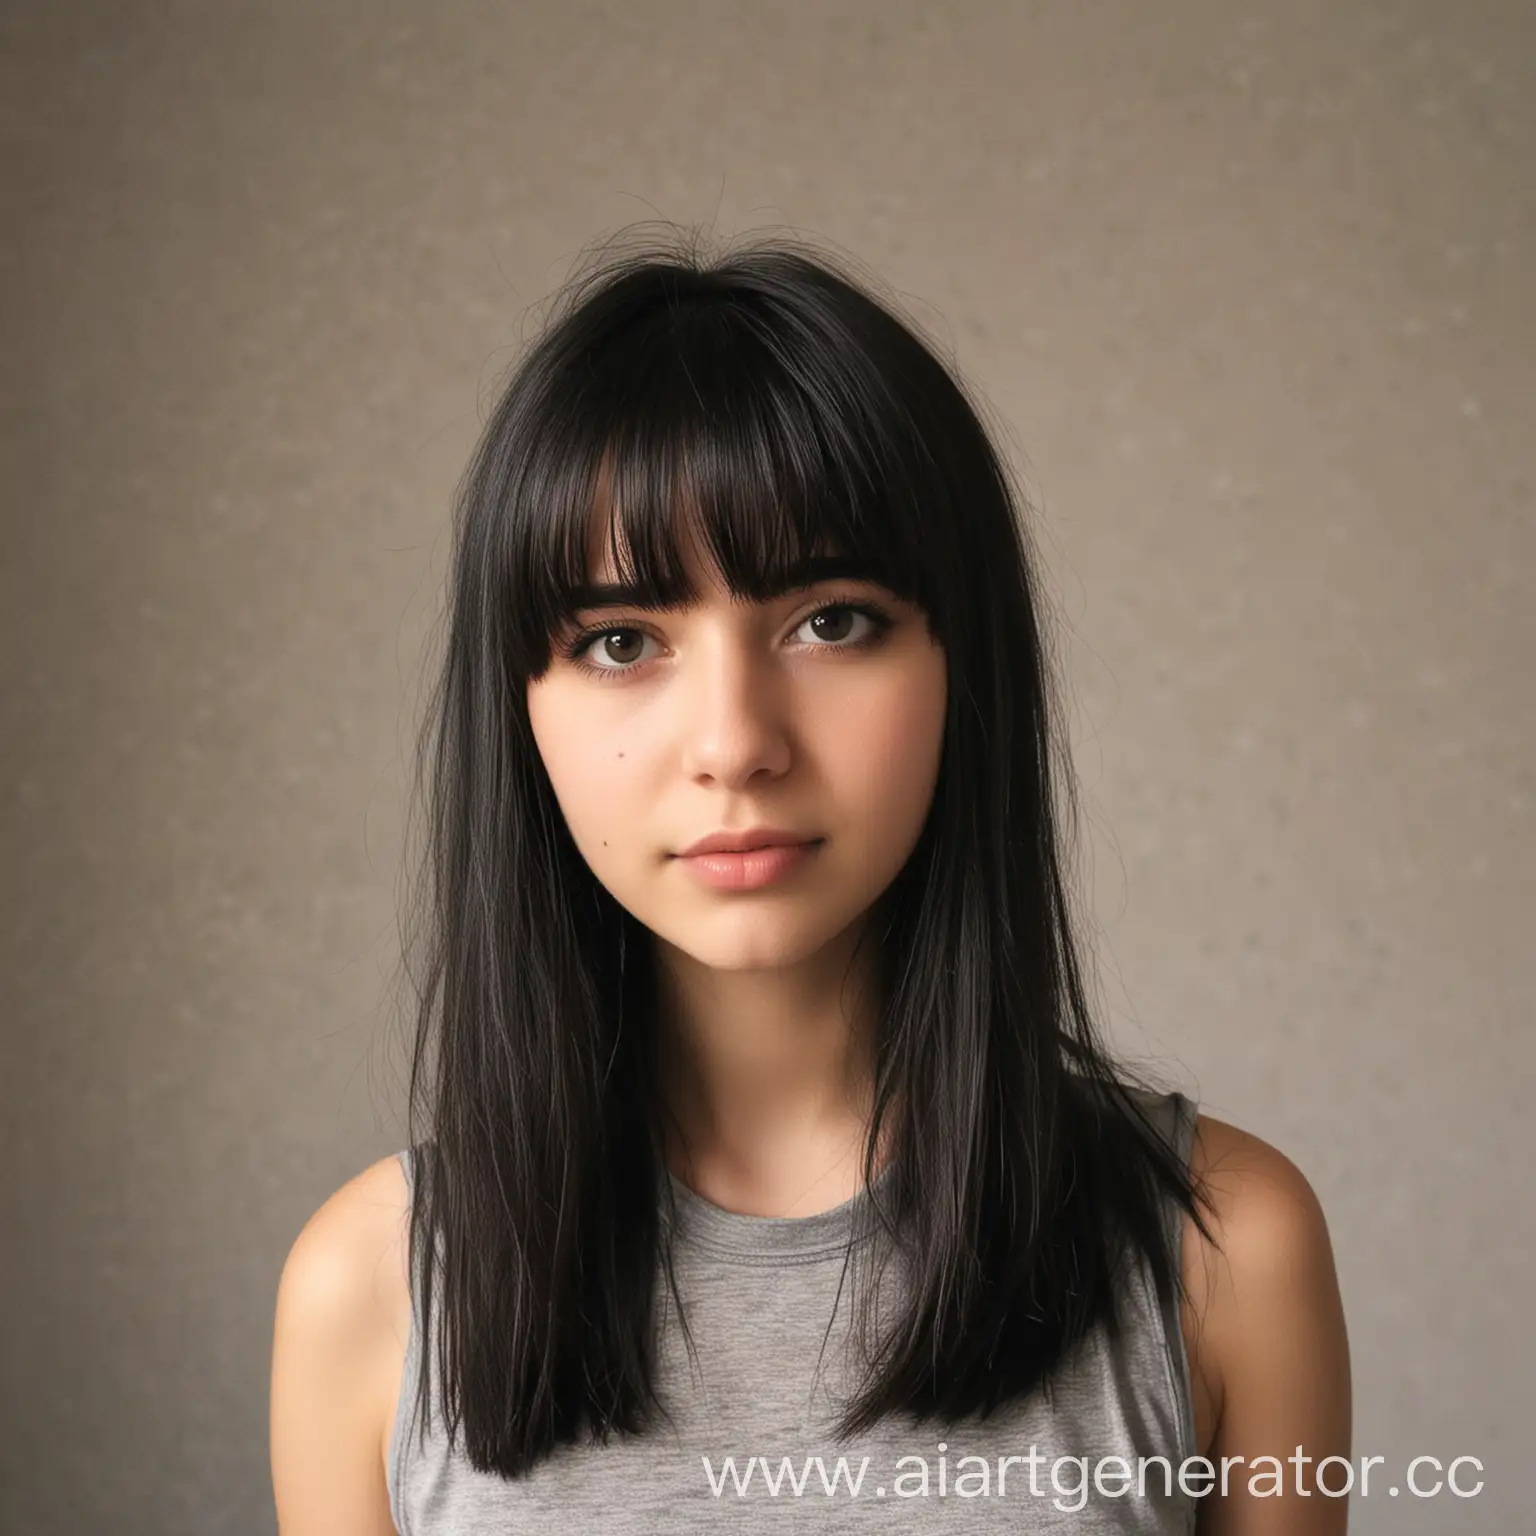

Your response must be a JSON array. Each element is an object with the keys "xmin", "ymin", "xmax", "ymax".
[{"xmin": 525, "ymin": 524, "xmax": 948, "ymax": 974}]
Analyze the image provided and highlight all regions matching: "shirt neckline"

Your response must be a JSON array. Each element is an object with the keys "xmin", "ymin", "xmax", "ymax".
[{"xmin": 661, "ymin": 1161, "xmax": 897, "ymax": 1262}]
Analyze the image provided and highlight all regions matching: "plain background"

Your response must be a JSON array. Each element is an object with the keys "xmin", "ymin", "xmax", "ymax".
[{"xmin": 2, "ymin": 2, "xmax": 1531, "ymax": 1532}]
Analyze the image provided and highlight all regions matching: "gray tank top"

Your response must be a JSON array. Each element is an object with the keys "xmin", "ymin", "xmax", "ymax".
[{"xmin": 388, "ymin": 1088, "xmax": 1199, "ymax": 1534}]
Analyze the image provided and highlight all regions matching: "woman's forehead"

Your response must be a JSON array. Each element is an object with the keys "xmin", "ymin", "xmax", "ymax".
[{"xmin": 580, "ymin": 486, "xmax": 841, "ymax": 589}]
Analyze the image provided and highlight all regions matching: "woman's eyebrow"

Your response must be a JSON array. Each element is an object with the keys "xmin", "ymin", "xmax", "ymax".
[{"xmin": 563, "ymin": 554, "xmax": 880, "ymax": 614}]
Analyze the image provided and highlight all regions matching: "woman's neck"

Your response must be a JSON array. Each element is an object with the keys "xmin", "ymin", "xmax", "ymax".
[{"xmin": 652, "ymin": 922, "xmax": 891, "ymax": 1218}]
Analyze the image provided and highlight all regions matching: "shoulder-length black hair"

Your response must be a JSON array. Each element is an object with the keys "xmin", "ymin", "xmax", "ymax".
[{"xmin": 396, "ymin": 224, "xmax": 1214, "ymax": 1479}]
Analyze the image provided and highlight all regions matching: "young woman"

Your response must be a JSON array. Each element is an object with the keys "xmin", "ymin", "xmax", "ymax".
[{"xmin": 271, "ymin": 232, "xmax": 1350, "ymax": 1534}]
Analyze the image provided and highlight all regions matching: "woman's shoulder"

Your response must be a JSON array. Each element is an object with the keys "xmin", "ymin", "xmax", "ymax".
[
  {"xmin": 1177, "ymin": 1111, "xmax": 1346, "ymax": 1461},
  {"xmin": 1184, "ymin": 1110, "xmax": 1334, "ymax": 1283},
  {"xmin": 277, "ymin": 1152, "xmax": 414, "ymax": 1335},
  {"xmin": 271, "ymin": 1152, "xmax": 415, "ymax": 1513}
]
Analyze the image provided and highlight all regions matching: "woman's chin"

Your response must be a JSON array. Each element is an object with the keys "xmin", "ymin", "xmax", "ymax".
[{"xmin": 651, "ymin": 910, "xmax": 853, "ymax": 975}]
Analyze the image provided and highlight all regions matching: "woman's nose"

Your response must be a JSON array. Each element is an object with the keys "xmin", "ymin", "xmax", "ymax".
[{"xmin": 675, "ymin": 639, "xmax": 794, "ymax": 787}]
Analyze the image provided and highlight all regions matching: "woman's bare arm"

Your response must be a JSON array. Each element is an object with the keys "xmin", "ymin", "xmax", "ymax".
[
  {"xmin": 1189, "ymin": 1114, "xmax": 1352, "ymax": 1535},
  {"xmin": 270, "ymin": 1155, "xmax": 411, "ymax": 1536}
]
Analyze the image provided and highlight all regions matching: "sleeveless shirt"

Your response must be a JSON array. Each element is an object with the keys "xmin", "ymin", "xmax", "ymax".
[{"xmin": 388, "ymin": 1088, "xmax": 1200, "ymax": 1534}]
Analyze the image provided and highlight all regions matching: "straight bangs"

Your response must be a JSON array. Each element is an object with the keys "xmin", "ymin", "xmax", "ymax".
[{"xmin": 498, "ymin": 276, "xmax": 952, "ymax": 681}]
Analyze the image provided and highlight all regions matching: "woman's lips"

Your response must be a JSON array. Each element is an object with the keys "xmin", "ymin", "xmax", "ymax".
[{"xmin": 674, "ymin": 839, "xmax": 823, "ymax": 891}]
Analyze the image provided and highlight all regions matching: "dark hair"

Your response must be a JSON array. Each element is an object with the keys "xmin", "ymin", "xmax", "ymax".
[{"xmin": 396, "ymin": 224, "xmax": 1215, "ymax": 1479}]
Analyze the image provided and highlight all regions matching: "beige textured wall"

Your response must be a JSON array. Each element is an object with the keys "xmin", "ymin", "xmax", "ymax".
[{"xmin": 3, "ymin": 3, "xmax": 1531, "ymax": 1532}]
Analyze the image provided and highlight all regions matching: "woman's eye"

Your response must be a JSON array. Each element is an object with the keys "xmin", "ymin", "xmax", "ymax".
[
  {"xmin": 795, "ymin": 604, "xmax": 871, "ymax": 645},
  {"xmin": 578, "ymin": 628, "xmax": 654, "ymax": 670},
  {"xmin": 566, "ymin": 601, "xmax": 891, "ymax": 678}
]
